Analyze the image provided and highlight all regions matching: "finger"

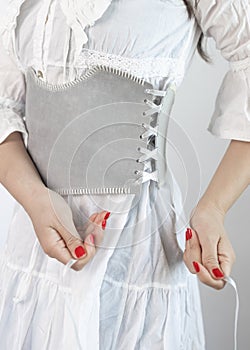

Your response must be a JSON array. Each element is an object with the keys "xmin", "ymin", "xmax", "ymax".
[
  {"xmin": 84, "ymin": 210, "xmax": 111, "ymax": 237},
  {"xmin": 56, "ymin": 232, "xmax": 96, "ymax": 271},
  {"xmin": 83, "ymin": 233, "xmax": 95, "ymax": 251},
  {"xmin": 200, "ymin": 234, "xmax": 225, "ymax": 280},
  {"xmin": 79, "ymin": 212, "xmax": 98, "ymax": 236},
  {"xmin": 88, "ymin": 210, "xmax": 110, "ymax": 223},
  {"xmin": 43, "ymin": 227, "xmax": 77, "ymax": 265},
  {"xmin": 183, "ymin": 228, "xmax": 202, "ymax": 274},
  {"xmin": 92, "ymin": 211, "xmax": 111, "ymax": 246},
  {"xmin": 218, "ymin": 236, "xmax": 236, "ymax": 277},
  {"xmin": 73, "ymin": 209, "xmax": 104, "ymax": 238},
  {"xmin": 72, "ymin": 233, "xmax": 96, "ymax": 271},
  {"xmin": 86, "ymin": 215, "xmax": 107, "ymax": 248},
  {"xmin": 55, "ymin": 216, "xmax": 88, "ymax": 260},
  {"xmin": 92, "ymin": 210, "xmax": 111, "ymax": 226},
  {"xmin": 192, "ymin": 261, "xmax": 226, "ymax": 290},
  {"xmin": 88, "ymin": 212, "xmax": 98, "ymax": 222},
  {"xmin": 94, "ymin": 210, "xmax": 111, "ymax": 230}
]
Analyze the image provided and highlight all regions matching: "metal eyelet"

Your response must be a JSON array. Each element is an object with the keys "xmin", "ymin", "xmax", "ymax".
[
  {"xmin": 37, "ymin": 70, "xmax": 44, "ymax": 79},
  {"xmin": 137, "ymin": 146, "xmax": 141, "ymax": 152},
  {"xmin": 134, "ymin": 170, "xmax": 139, "ymax": 175},
  {"xmin": 139, "ymin": 135, "xmax": 143, "ymax": 139},
  {"xmin": 142, "ymin": 111, "xmax": 146, "ymax": 116}
]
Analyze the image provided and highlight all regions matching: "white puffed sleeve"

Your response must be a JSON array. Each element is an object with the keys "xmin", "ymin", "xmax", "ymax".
[
  {"xmin": 0, "ymin": 27, "xmax": 28, "ymax": 145},
  {"xmin": 190, "ymin": 0, "xmax": 250, "ymax": 141}
]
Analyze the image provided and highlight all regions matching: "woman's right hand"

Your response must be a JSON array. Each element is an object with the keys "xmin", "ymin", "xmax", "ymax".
[{"xmin": 26, "ymin": 187, "xmax": 110, "ymax": 271}]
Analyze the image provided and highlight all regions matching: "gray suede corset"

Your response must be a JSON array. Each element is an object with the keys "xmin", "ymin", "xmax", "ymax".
[{"xmin": 24, "ymin": 65, "xmax": 176, "ymax": 195}]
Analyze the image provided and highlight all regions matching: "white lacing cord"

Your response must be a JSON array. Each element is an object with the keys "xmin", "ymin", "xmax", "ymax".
[
  {"xmin": 140, "ymin": 123, "xmax": 158, "ymax": 138},
  {"xmin": 144, "ymin": 88, "xmax": 167, "ymax": 97},
  {"xmin": 134, "ymin": 88, "xmax": 167, "ymax": 185},
  {"xmin": 223, "ymin": 276, "xmax": 240, "ymax": 350},
  {"xmin": 137, "ymin": 146, "xmax": 158, "ymax": 163},
  {"xmin": 60, "ymin": 258, "xmax": 83, "ymax": 350},
  {"xmin": 142, "ymin": 102, "xmax": 162, "ymax": 117},
  {"xmin": 134, "ymin": 169, "xmax": 158, "ymax": 183},
  {"xmin": 168, "ymin": 173, "xmax": 240, "ymax": 350},
  {"xmin": 58, "ymin": 259, "xmax": 240, "ymax": 350},
  {"xmin": 58, "ymin": 259, "xmax": 239, "ymax": 350}
]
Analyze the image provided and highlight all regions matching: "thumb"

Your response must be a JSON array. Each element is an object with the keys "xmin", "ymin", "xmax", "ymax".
[
  {"xmin": 56, "ymin": 216, "xmax": 87, "ymax": 260},
  {"xmin": 201, "ymin": 236, "xmax": 225, "ymax": 280},
  {"xmin": 217, "ymin": 235, "xmax": 236, "ymax": 278}
]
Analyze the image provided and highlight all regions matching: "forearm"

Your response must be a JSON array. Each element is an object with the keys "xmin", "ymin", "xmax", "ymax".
[
  {"xmin": 0, "ymin": 131, "xmax": 47, "ymax": 214},
  {"xmin": 198, "ymin": 139, "xmax": 250, "ymax": 215}
]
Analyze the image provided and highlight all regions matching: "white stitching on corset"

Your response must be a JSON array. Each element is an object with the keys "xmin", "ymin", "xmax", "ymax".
[{"xmin": 75, "ymin": 48, "xmax": 185, "ymax": 84}]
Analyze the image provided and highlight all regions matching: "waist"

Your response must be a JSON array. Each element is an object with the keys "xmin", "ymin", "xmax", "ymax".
[{"xmin": 24, "ymin": 64, "xmax": 176, "ymax": 195}]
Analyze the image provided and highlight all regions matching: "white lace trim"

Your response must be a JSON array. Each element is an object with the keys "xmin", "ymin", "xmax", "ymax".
[{"xmin": 75, "ymin": 48, "xmax": 185, "ymax": 83}]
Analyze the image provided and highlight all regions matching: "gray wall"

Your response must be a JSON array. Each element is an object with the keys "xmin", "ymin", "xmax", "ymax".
[{"xmin": 0, "ymin": 38, "xmax": 249, "ymax": 349}]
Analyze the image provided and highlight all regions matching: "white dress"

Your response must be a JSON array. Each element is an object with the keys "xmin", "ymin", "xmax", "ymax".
[{"xmin": 0, "ymin": 1, "xmax": 249, "ymax": 349}]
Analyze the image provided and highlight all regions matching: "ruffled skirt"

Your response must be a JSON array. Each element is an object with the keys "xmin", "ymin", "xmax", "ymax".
[{"xmin": 0, "ymin": 171, "xmax": 206, "ymax": 349}]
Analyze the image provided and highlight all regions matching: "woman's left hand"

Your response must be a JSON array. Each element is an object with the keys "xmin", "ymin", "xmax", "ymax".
[{"xmin": 183, "ymin": 201, "xmax": 236, "ymax": 290}]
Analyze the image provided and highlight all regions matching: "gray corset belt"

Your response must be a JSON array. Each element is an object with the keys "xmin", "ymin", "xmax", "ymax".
[{"xmin": 24, "ymin": 65, "xmax": 176, "ymax": 195}]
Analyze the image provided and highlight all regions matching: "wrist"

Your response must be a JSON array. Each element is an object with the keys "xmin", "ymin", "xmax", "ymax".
[
  {"xmin": 191, "ymin": 196, "xmax": 226, "ymax": 226},
  {"xmin": 197, "ymin": 193, "xmax": 228, "ymax": 217},
  {"xmin": 21, "ymin": 183, "xmax": 48, "ymax": 217}
]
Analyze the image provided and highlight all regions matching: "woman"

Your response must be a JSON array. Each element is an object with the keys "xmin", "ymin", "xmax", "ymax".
[{"xmin": 0, "ymin": 0, "xmax": 249, "ymax": 349}]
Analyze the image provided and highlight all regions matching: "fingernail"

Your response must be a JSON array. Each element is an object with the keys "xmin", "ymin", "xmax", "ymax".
[
  {"xmin": 212, "ymin": 268, "xmax": 224, "ymax": 278},
  {"xmin": 186, "ymin": 228, "xmax": 192, "ymax": 241},
  {"xmin": 104, "ymin": 211, "xmax": 111, "ymax": 220},
  {"xmin": 193, "ymin": 261, "xmax": 200, "ymax": 273},
  {"xmin": 89, "ymin": 234, "xmax": 95, "ymax": 244},
  {"xmin": 102, "ymin": 219, "xmax": 107, "ymax": 230},
  {"xmin": 75, "ymin": 246, "xmax": 86, "ymax": 258}
]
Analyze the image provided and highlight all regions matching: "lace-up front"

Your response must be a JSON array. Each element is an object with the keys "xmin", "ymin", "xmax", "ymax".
[{"xmin": 134, "ymin": 85, "xmax": 176, "ymax": 186}]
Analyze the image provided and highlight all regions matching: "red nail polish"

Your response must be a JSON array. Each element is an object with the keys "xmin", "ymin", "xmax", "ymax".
[
  {"xmin": 212, "ymin": 268, "xmax": 224, "ymax": 278},
  {"xmin": 193, "ymin": 261, "xmax": 200, "ymax": 273},
  {"xmin": 102, "ymin": 219, "xmax": 106, "ymax": 230},
  {"xmin": 75, "ymin": 246, "xmax": 86, "ymax": 258},
  {"xmin": 186, "ymin": 228, "xmax": 192, "ymax": 241},
  {"xmin": 104, "ymin": 212, "xmax": 111, "ymax": 220},
  {"xmin": 90, "ymin": 234, "xmax": 95, "ymax": 244}
]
